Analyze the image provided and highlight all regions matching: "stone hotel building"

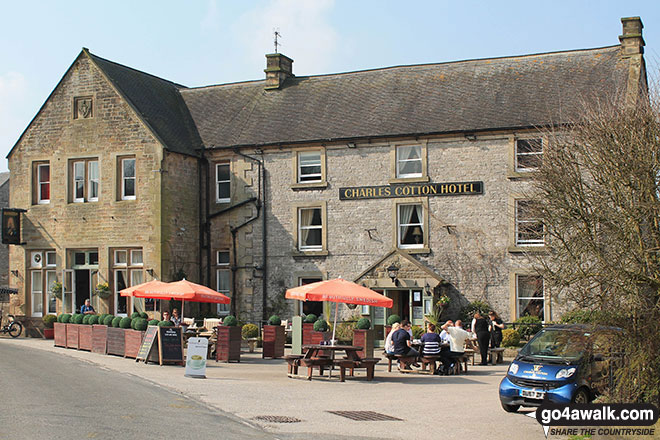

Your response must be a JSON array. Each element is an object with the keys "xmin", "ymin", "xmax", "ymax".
[{"xmin": 7, "ymin": 18, "xmax": 646, "ymax": 337}]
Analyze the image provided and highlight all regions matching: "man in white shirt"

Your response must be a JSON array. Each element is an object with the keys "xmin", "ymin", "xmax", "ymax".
[{"xmin": 438, "ymin": 320, "xmax": 469, "ymax": 374}]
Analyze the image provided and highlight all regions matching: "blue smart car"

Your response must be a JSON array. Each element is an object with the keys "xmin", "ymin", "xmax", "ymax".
[{"xmin": 499, "ymin": 324, "xmax": 621, "ymax": 412}]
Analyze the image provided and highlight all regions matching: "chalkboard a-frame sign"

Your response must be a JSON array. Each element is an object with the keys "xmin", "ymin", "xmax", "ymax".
[
  {"xmin": 136, "ymin": 326, "xmax": 159, "ymax": 364},
  {"xmin": 157, "ymin": 326, "xmax": 184, "ymax": 366}
]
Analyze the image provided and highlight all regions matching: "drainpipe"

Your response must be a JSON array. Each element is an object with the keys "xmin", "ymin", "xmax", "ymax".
[
  {"xmin": 260, "ymin": 151, "xmax": 268, "ymax": 323},
  {"xmin": 198, "ymin": 154, "xmax": 205, "ymax": 285}
]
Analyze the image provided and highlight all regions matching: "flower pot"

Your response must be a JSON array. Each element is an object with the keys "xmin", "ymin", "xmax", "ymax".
[
  {"xmin": 54, "ymin": 322, "xmax": 66, "ymax": 347},
  {"xmin": 216, "ymin": 326, "xmax": 241, "ymax": 362},
  {"xmin": 302, "ymin": 323, "xmax": 314, "ymax": 345},
  {"xmin": 92, "ymin": 325, "xmax": 108, "ymax": 354},
  {"xmin": 124, "ymin": 329, "xmax": 145, "ymax": 358},
  {"xmin": 262, "ymin": 325, "xmax": 285, "ymax": 359},
  {"xmin": 353, "ymin": 329, "xmax": 374, "ymax": 358},
  {"xmin": 44, "ymin": 328, "xmax": 55, "ymax": 339},
  {"xmin": 106, "ymin": 327, "xmax": 126, "ymax": 356},
  {"xmin": 78, "ymin": 325, "xmax": 93, "ymax": 351},
  {"xmin": 66, "ymin": 324, "xmax": 80, "ymax": 349}
]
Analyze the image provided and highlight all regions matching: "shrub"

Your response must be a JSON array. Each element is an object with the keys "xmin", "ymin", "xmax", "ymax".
[
  {"xmin": 386, "ymin": 314, "xmax": 401, "ymax": 326},
  {"xmin": 502, "ymin": 328, "xmax": 521, "ymax": 347},
  {"xmin": 43, "ymin": 314, "xmax": 57, "ymax": 328},
  {"xmin": 223, "ymin": 315, "xmax": 238, "ymax": 326},
  {"xmin": 111, "ymin": 316, "xmax": 122, "ymax": 328},
  {"xmin": 119, "ymin": 317, "xmax": 132, "ymax": 329},
  {"xmin": 514, "ymin": 315, "xmax": 543, "ymax": 339},
  {"xmin": 57, "ymin": 314, "xmax": 63, "ymax": 323},
  {"xmin": 140, "ymin": 312, "xmax": 149, "ymax": 319},
  {"xmin": 134, "ymin": 318, "xmax": 148, "ymax": 331},
  {"xmin": 241, "ymin": 323, "xmax": 259, "ymax": 339},
  {"xmin": 82, "ymin": 314, "xmax": 92, "ymax": 325},
  {"xmin": 60, "ymin": 314, "xmax": 72, "ymax": 324},
  {"xmin": 72, "ymin": 314, "xmax": 84, "ymax": 325},
  {"xmin": 88, "ymin": 315, "xmax": 99, "ymax": 325},
  {"xmin": 303, "ymin": 314, "xmax": 317, "ymax": 323},
  {"xmin": 148, "ymin": 319, "xmax": 160, "ymax": 326},
  {"xmin": 334, "ymin": 322, "xmax": 354, "ymax": 342},
  {"xmin": 559, "ymin": 309, "xmax": 625, "ymax": 326},
  {"xmin": 313, "ymin": 319, "xmax": 328, "ymax": 332},
  {"xmin": 103, "ymin": 315, "xmax": 114, "ymax": 326},
  {"xmin": 158, "ymin": 320, "xmax": 173, "ymax": 327},
  {"xmin": 267, "ymin": 315, "xmax": 281, "ymax": 326},
  {"xmin": 459, "ymin": 300, "xmax": 491, "ymax": 322},
  {"xmin": 356, "ymin": 317, "xmax": 371, "ymax": 330},
  {"xmin": 412, "ymin": 325, "xmax": 424, "ymax": 339},
  {"xmin": 130, "ymin": 312, "xmax": 141, "ymax": 320}
]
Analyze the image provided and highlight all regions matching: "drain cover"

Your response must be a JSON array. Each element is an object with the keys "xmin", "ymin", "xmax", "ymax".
[
  {"xmin": 327, "ymin": 411, "xmax": 403, "ymax": 421},
  {"xmin": 253, "ymin": 415, "xmax": 302, "ymax": 424}
]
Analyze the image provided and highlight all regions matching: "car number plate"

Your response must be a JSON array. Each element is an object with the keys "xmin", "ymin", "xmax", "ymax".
[{"xmin": 520, "ymin": 389, "xmax": 545, "ymax": 399}]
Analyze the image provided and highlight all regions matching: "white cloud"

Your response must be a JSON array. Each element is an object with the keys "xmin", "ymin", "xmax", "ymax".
[
  {"xmin": 201, "ymin": 0, "xmax": 220, "ymax": 32},
  {"xmin": 0, "ymin": 71, "xmax": 30, "ymax": 170},
  {"xmin": 232, "ymin": 0, "xmax": 338, "ymax": 77}
]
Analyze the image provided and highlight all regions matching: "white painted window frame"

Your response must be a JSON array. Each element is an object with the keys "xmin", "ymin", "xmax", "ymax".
[
  {"xmin": 215, "ymin": 163, "xmax": 230, "ymax": 204},
  {"xmin": 121, "ymin": 158, "xmax": 136, "ymax": 200},
  {"xmin": 396, "ymin": 145, "xmax": 423, "ymax": 179}
]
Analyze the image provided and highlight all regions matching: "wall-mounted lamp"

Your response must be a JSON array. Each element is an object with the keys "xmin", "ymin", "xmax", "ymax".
[
  {"xmin": 146, "ymin": 269, "xmax": 155, "ymax": 278},
  {"xmin": 10, "ymin": 270, "xmax": 19, "ymax": 277},
  {"xmin": 387, "ymin": 264, "xmax": 399, "ymax": 285},
  {"xmin": 464, "ymin": 133, "xmax": 477, "ymax": 141},
  {"xmin": 347, "ymin": 142, "xmax": 356, "ymax": 148}
]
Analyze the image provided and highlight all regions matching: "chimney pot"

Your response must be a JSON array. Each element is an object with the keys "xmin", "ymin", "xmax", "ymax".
[
  {"xmin": 264, "ymin": 53, "xmax": 294, "ymax": 90},
  {"xmin": 619, "ymin": 16, "xmax": 644, "ymax": 56}
]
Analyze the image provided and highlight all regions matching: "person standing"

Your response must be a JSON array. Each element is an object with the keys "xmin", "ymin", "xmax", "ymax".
[
  {"xmin": 489, "ymin": 311, "xmax": 505, "ymax": 348},
  {"xmin": 473, "ymin": 312, "xmax": 490, "ymax": 365}
]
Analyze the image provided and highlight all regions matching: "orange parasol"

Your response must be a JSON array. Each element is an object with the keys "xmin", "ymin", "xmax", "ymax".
[
  {"xmin": 119, "ymin": 280, "xmax": 168, "ymax": 297},
  {"xmin": 285, "ymin": 278, "xmax": 392, "ymax": 343}
]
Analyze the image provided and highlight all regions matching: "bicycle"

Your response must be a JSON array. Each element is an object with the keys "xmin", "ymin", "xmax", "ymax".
[{"xmin": 0, "ymin": 306, "xmax": 22, "ymax": 338}]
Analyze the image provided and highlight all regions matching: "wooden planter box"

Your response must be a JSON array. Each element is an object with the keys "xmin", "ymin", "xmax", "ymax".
[
  {"xmin": 124, "ymin": 329, "xmax": 145, "ymax": 358},
  {"xmin": 262, "ymin": 325, "xmax": 285, "ymax": 359},
  {"xmin": 92, "ymin": 325, "xmax": 108, "ymax": 355},
  {"xmin": 310, "ymin": 330, "xmax": 330, "ymax": 345},
  {"xmin": 302, "ymin": 323, "xmax": 314, "ymax": 345},
  {"xmin": 216, "ymin": 326, "xmax": 241, "ymax": 362},
  {"xmin": 66, "ymin": 324, "xmax": 80, "ymax": 349},
  {"xmin": 106, "ymin": 327, "xmax": 126, "ymax": 356},
  {"xmin": 54, "ymin": 322, "xmax": 66, "ymax": 347},
  {"xmin": 78, "ymin": 325, "xmax": 93, "ymax": 351},
  {"xmin": 353, "ymin": 329, "xmax": 374, "ymax": 358}
]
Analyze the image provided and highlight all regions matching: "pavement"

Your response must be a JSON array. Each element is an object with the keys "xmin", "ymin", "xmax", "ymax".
[{"xmin": 1, "ymin": 336, "xmax": 543, "ymax": 439}]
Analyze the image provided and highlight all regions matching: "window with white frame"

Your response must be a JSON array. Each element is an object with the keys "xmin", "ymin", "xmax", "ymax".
[
  {"xmin": 121, "ymin": 157, "xmax": 136, "ymax": 200},
  {"xmin": 46, "ymin": 270, "xmax": 57, "ymax": 314},
  {"xmin": 131, "ymin": 250, "xmax": 143, "ymax": 266},
  {"xmin": 31, "ymin": 271, "xmax": 43, "ymax": 317},
  {"xmin": 516, "ymin": 275, "xmax": 544, "ymax": 321},
  {"xmin": 45, "ymin": 251, "xmax": 56, "ymax": 267},
  {"xmin": 298, "ymin": 151, "xmax": 322, "ymax": 183},
  {"xmin": 29, "ymin": 250, "xmax": 57, "ymax": 316},
  {"xmin": 298, "ymin": 207, "xmax": 323, "ymax": 251},
  {"xmin": 398, "ymin": 204, "xmax": 424, "ymax": 249},
  {"xmin": 396, "ymin": 145, "xmax": 422, "ymax": 178},
  {"xmin": 112, "ymin": 248, "xmax": 143, "ymax": 316},
  {"xmin": 515, "ymin": 200, "xmax": 544, "ymax": 246},
  {"xmin": 35, "ymin": 162, "xmax": 50, "ymax": 204},
  {"xmin": 216, "ymin": 251, "xmax": 230, "ymax": 315},
  {"xmin": 71, "ymin": 159, "xmax": 99, "ymax": 203},
  {"xmin": 515, "ymin": 138, "xmax": 543, "ymax": 172},
  {"xmin": 215, "ymin": 163, "xmax": 230, "ymax": 203}
]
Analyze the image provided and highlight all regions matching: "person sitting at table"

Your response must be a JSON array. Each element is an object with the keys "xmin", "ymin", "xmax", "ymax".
[
  {"xmin": 421, "ymin": 323, "xmax": 442, "ymax": 356},
  {"xmin": 439, "ymin": 320, "xmax": 470, "ymax": 375},
  {"xmin": 392, "ymin": 320, "xmax": 419, "ymax": 369},
  {"xmin": 162, "ymin": 310, "xmax": 170, "ymax": 322},
  {"xmin": 80, "ymin": 299, "xmax": 95, "ymax": 315},
  {"xmin": 384, "ymin": 322, "xmax": 401, "ymax": 355},
  {"xmin": 170, "ymin": 308, "xmax": 182, "ymax": 327}
]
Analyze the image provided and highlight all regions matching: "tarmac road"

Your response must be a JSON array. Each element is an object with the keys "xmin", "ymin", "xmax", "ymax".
[{"xmin": 0, "ymin": 342, "xmax": 274, "ymax": 440}]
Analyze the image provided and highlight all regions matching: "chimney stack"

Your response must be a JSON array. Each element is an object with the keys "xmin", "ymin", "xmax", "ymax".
[
  {"xmin": 619, "ymin": 17, "xmax": 644, "ymax": 57},
  {"xmin": 264, "ymin": 53, "xmax": 294, "ymax": 90}
]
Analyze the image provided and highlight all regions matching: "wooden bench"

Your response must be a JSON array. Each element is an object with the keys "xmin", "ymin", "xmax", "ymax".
[
  {"xmin": 334, "ymin": 358, "xmax": 380, "ymax": 382},
  {"xmin": 384, "ymin": 353, "xmax": 418, "ymax": 372},
  {"xmin": 284, "ymin": 355, "xmax": 304, "ymax": 376},
  {"xmin": 420, "ymin": 355, "xmax": 443, "ymax": 374},
  {"xmin": 300, "ymin": 357, "xmax": 334, "ymax": 380},
  {"xmin": 488, "ymin": 347, "xmax": 505, "ymax": 365}
]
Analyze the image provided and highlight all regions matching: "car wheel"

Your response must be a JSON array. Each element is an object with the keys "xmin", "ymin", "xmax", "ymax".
[
  {"xmin": 501, "ymin": 402, "xmax": 520, "ymax": 413},
  {"xmin": 572, "ymin": 388, "xmax": 590, "ymax": 404}
]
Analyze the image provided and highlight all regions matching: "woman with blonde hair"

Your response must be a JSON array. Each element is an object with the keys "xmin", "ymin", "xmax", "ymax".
[{"xmin": 384, "ymin": 322, "xmax": 401, "ymax": 354}]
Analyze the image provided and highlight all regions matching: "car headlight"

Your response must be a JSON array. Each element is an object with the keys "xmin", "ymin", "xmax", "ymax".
[
  {"xmin": 556, "ymin": 368, "xmax": 576, "ymax": 379},
  {"xmin": 508, "ymin": 363, "xmax": 519, "ymax": 375}
]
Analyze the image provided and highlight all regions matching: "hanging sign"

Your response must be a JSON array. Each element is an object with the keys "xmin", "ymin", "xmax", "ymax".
[
  {"xmin": 1, "ymin": 208, "xmax": 25, "ymax": 245},
  {"xmin": 339, "ymin": 181, "xmax": 483, "ymax": 201},
  {"xmin": 184, "ymin": 337, "xmax": 209, "ymax": 378}
]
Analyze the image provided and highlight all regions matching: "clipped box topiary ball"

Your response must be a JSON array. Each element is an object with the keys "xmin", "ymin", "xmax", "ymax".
[
  {"xmin": 223, "ymin": 315, "xmax": 238, "ymax": 326},
  {"xmin": 72, "ymin": 314, "xmax": 84, "ymax": 325},
  {"xmin": 356, "ymin": 317, "xmax": 371, "ymax": 330},
  {"xmin": 88, "ymin": 315, "xmax": 99, "ymax": 325},
  {"xmin": 313, "ymin": 319, "xmax": 328, "ymax": 332},
  {"xmin": 111, "ymin": 316, "xmax": 122, "ymax": 327},
  {"xmin": 82, "ymin": 314, "xmax": 91, "ymax": 325},
  {"xmin": 119, "ymin": 317, "xmax": 132, "ymax": 329},
  {"xmin": 241, "ymin": 323, "xmax": 259, "ymax": 339},
  {"xmin": 158, "ymin": 320, "xmax": 173, "ymax": 327},
  {"xmin": 134, "ymin": 318, "xmax": 148, "ymax": 331},
  {"xmin": 386, "ymin": 314, "xmax": 401, "ymax": 326},
  {"xmin": 148, "ymin": 319, "xmax": 160, "ymax": 326},
  {"xmin": 130, "ymin": 312, "xmax": 141, "ymax": 320},
  {"xmin": 103, "ymin": 315, "xmax": 114, "ymax": 326},
  {"xmin": 303, "ymin": 314, "xmax": 317, "ymax": 323},
  {"xmin": 268, "ymin": 315, "xmax": 281, "ymax": 326},
  {"xmin": 60, "ymin": 314, "xmax": 72, "ymax": 324}
]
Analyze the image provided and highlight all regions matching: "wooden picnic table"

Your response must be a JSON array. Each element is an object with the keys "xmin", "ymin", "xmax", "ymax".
[{"xmin": 287, "ymin": 344, "xmax": 379, "ymax": 382}]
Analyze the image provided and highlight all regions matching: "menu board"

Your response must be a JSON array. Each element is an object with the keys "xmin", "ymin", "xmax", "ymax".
[
  {"xmin": 136, "ymin": 326, "xmax": 159, "ymax": 363},
  {"xmin": 412, "ymin": 306, "xmax": 423, "ymax": 320},
  {"xmin": 158, "ymin": 326, "xmax": 183, "ymax": 365},
  {"xmin": 374, "ymin": 307, "xmax": 385, "ymax": 323}
]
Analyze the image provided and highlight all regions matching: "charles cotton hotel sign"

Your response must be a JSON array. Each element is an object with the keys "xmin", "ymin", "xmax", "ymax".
[{"xmin": 339, "ymin": 181, "xmax": 483, "ymax": 201}]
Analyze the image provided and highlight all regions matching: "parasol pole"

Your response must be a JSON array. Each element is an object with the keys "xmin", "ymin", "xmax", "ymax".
[
  {"xmin": 181, "ymin": 299, "xmax": 185, "ymax": 323},
  {"xmin": 331, "ymin": 302, "xmax": 338, "ymax": 345}
]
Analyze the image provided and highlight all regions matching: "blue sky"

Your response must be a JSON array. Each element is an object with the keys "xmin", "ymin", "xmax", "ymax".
[{"xmin": 1, "ymin": 0, "xmax": 659, "ymax": 172}]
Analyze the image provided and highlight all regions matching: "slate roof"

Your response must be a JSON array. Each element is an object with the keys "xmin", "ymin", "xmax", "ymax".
[
  {"xmin": 180, "ymin": 45, "xmax": 628, "ymax": 149},
  {"xmin": 87, "ymin": 51, "xmax": 203, "ymax": 156}
]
